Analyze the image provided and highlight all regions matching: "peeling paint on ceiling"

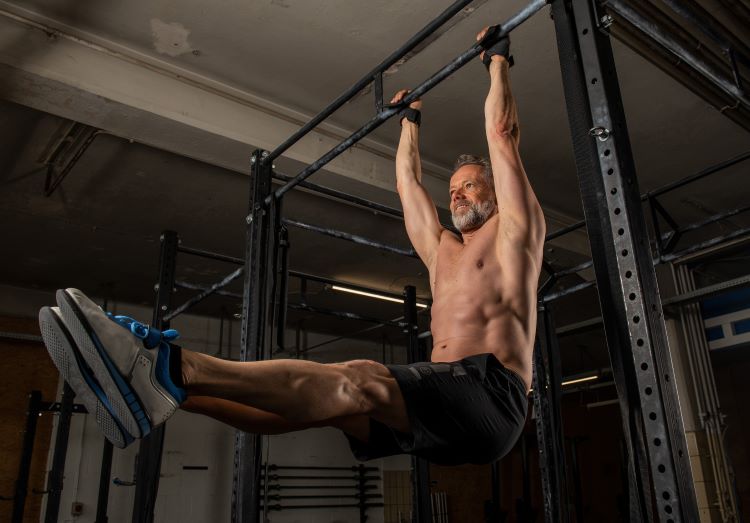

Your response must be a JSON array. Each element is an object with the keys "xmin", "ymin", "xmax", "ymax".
[{"xmin": 150, "ymin": 18, "xmax": 193, "ymax": 57}]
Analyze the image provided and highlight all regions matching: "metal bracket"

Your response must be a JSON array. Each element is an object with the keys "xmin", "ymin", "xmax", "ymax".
[
  {"xmin": 41, "ymin": 122, "xmax": 100, "ymax": 197},
  {"xmin": 589, "ymin": 126, "xmax": 611, "ymax": 141},
  {"xmin": 374, "ymin": 72, "xmax": 384, "ymax": 114},
  {"xmin": 39, "ymin": 401, "xmax": 87, "ymax": 414}
]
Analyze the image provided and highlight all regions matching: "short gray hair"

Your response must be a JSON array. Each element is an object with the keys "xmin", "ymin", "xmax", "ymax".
[{"xmin": 453, "ymin": 154, "xmax": 494, "ymax": 189}]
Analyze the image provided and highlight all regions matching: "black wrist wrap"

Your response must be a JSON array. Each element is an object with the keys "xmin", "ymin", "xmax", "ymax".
[{"xmin": 399, "ymin": 107, "xmax": 421, "ymax": 127}]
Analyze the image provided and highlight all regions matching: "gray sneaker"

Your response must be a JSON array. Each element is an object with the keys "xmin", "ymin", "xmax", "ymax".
[
  {"xmin": 39, "ymin": 306, "xmax": 133, "ymax": 448},
  {"xmin": 55, "ymin": 288, "xmax": 186, "ymax": 440}
]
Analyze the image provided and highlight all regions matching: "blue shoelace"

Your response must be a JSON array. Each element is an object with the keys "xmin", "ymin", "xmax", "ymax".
[{"xmin": 106, "ymin": 313, "xmax": 179, "ymax": 349}]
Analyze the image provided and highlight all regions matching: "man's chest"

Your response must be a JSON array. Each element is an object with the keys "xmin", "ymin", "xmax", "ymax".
[{"xmin": 432, "ymin": 233, "xmax": 501, "ymax": 291}]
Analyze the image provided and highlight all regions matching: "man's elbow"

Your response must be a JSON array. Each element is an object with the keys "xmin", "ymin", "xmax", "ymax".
[{"xmin": 486, "ymin": 122, "xmax": 519, "ymax": 149}]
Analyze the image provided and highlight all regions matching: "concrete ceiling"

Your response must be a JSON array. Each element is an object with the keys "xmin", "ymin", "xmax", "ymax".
[{"xmin": 0, "ymin": 0, "xmax": 748, "ymax": 346}]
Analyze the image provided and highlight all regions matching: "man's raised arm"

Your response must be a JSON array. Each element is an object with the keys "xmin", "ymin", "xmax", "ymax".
[
  {"xmin": 478, "ymin": 29, "xmax": 546, "ymax": 245},
  {"xmin": 391, "ymin": 89, "xmax": 443, "ymax": 270}
]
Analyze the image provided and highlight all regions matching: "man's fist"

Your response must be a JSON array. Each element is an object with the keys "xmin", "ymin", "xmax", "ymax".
[
  {"xmin": 477, "ymin": 26, "xmax": 512, "ymax": 69},
  {"xmin": 391, "ymin": 89, "xmax": 422, "ymax": 111}
]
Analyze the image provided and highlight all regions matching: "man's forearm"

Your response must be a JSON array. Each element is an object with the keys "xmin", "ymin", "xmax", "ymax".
[
  {"xmin": 395, "ymin": 122, "xmax": 423, "ymax": 189},
  {"xmin": 484, "ymin": 59, "xmax": 519, "ymax": 142}
]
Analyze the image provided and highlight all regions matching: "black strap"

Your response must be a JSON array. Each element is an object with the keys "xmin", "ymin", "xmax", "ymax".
[
  {"xmin": 479, "ymin": 25, "xmax": 514, "ymax": 70},
  {"xmin": 399, "ymin": 107, "xmax": 421, "ymax": 127}
]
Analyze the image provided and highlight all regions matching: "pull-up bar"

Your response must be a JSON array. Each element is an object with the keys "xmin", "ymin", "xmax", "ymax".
[
  {"xmin": 265, "ymin": 0, "xmax": 476, "ymax": 163},
  {"xmin": 266, "ymin": 0, "xmax": 550, "ymax": 204}
]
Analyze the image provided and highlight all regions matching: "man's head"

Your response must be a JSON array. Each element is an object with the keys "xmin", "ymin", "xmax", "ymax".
[{"xmin": 449, "ymin": 154, "xmax": 497, "ymax": 233}]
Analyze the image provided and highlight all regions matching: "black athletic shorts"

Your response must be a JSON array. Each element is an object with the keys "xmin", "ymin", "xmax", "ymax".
[{"xmin": 346, "ymin": 353, "xmax": 528, "ymax": 466}]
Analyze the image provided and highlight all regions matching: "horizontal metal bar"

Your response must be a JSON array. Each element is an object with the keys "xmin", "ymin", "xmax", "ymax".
[
  {"xmin": 178, "ymin": 245, "xmax": 244, "ymax": 265},
  {"xmin": 270, "ymin": 108, "xmax": 396, "ymax": 202},
  {"xmin": 273, "ymin": 172, "xmax": 405, "ymax": 220},
  {"xmin": 550, "ymin": 269, "xmax": 750, "ymax": 316},
  {"xmin": 164, "ymin": 268, "xmax": 244, "ymax": 321},
  {"xmin": 283, "ymin": 219, "xmax": 418, "ymax": 258},
  {"xmin": 675, "ymin": 203, "xmax": 750, "ymax": 235},
  {"xmin": 265, "ymin": 0, "xmax": 476, "ymax": 162},
  {"xmin": 174, "ymin": 281, "xmax": 243, "ymax": 299},
  {"xmin": 300, "ymin": 315, "xmax": 406, "ymax": 353},
  {"xmin": 554, "ymin": 259, "xmax": 594, "ymax": 278},
  {"xmin": 541, "ymin": 281, "xmax": 596, "ymax": 303},
  {"xmin": 541, "ymin": 152, "xmax": 750, "ymax": 243},
  {"xmin": 270, "ymin": 0, "xmax": 549, "ymax": 202},
  {"xmin": 645, "ymin": 150, "xmax": 750, "ymax": 199},
  {"xmin": 556, "ymin": 316, "xmax": 604, "ymax": 337},
  {"xmin": 662, "ymin": 273, "xmax": 750, "ymax": 307},
  {"xmin": 263, "ymin": 485, "xmax": 378, "ymax": 490},
  {"xmin": 264, "ymin": 494, "xmax": 383, "ymax": 500},
  {"xmin": 545, "ymin": 219, "xmax": 586, "ymax": 241},
  {"xmin": 604, "ymin": 0, "xmax": 750, "ymax": 108},
  {"xmin": 288, "ymin": 303, "xmax": 403, "ymax": 328},
  {"xmin": 546, "ymin": 230, "xmax": 749, "ymax": 303},
  {"xmin": 265, "ymin": 465, "xmax": 378, "ymax": 471},
  {"xmin": 289, "ymin": 271, "xmax": 410, "ymax": 302},
  {"xmin": 261, "ymin": 503, "xmax": 385, "ymax": 511},
  {"xmin": 262, "ymin": 474, "xmax": 379, "ymax": 481},
  {"xmin": 0, "ymin": 331, "xmax": 44, "ymax": 343},
  {"xmin": 586, "ymin": 399, "xmax": 620, "ymax": 409},
  {"xmin": 40, "ymin": 402, "xmax": 88, "ymax": 414},
  {"xmin": 658, "ymin": 227, "xmax": 750, "ymax": 263}
]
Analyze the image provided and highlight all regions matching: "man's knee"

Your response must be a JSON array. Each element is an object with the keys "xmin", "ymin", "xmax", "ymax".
[{"xmin": 336, "ymin": 360, "xmax": 394, "ymax": 414}]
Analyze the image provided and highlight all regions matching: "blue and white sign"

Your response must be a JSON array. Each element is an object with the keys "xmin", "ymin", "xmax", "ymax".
[{"xmin": 701, "ymin": 287, "xmax": 750, "ymax": 351}]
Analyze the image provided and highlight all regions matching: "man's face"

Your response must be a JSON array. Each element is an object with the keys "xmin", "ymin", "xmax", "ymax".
[{"xmin": 449, "ymin": 165, "xmax": 496, "ymax": 233}]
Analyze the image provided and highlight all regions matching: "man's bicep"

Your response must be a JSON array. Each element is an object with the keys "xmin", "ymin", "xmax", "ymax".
[
  {"xmin": 488, "ymin": 140, "xmax": 541, "ymax": 227},
  {"xmin": 398, "ymin": 181, "xmax": 443, "ymax": 264}
]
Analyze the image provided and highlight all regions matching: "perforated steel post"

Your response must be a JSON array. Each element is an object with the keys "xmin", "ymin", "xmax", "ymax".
[
  {"xmin": 43, "ymin": 383, "xmax": 75, "ymax": 523},
  {"xmin": 131, "ymin": 230, "xmax": 178, "ymax": 523},
  {"xmin": 233, "ymin": 151, "xmax": 275, "ymax": 523},
  {"xmin": 404, "ymin": 285, "xmax": 431, "ymax": 523},
  {"xmin": 552, "ymin": 0, "xmax": 698, "ymax": 519},
  {"xmin": 532, "ymin": 304, "xmax": 569, "ymax": 523}
]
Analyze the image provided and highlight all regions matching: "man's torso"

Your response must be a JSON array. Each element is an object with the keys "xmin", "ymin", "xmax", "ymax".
[{"xmin": 429, "ymin": 214, "xmax": 541, "ymax": 390}]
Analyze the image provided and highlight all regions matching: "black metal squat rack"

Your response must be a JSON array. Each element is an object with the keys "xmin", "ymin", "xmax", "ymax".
[{"xmin": 27, "ymin": 0, "xmax": 750, "ymax": 522}]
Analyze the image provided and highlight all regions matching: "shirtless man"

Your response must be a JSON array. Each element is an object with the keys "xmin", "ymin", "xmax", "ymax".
[{"xmin": 38, "ymin": 28, "xmax": 545, "ymax": 465}]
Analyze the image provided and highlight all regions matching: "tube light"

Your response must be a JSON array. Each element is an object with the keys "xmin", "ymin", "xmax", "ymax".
[
  {"xmin": 561, "ymin": 374, "xmax": 598, "ymax": 387},
  {"xmin": 331, "ymin": 285, "xmax": 429, "ymax": 308},
  {"xmin": 529, "ymin": 373, "xmax": 598, "ymax": 393}
]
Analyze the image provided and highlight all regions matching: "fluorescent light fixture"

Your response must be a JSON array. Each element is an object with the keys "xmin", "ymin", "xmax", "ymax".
[
  {"xmin": 562, "ymin": 374, "xmax": 598, "ymax": 387},
  {"xmin": 332, "ymin": 285, "xmax": 429, "ymax": 308},
  {"xmin": 529, "ymin": 373, "xmax": 599, "ymax": 393}
]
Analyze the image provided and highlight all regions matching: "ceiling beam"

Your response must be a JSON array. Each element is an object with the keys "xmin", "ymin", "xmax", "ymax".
[
  {"xmin": 0, "ymin": 5, "xmax": 590, "ymax": 256},
  {"xmin": 0, "ymin": 7, "xmax": 450, "ymax": 198}
]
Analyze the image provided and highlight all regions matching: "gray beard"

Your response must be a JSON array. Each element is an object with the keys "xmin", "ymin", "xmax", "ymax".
[{"xmin": 451, "ymin": 200, "xmax": 496, "ymax": 232}]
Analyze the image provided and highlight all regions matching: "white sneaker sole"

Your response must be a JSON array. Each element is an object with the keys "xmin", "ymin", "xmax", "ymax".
[
  {"xmin": 39, "ymin": 306, "xmax": 133, "ymax": 448},
  {"xmin": 56, "ymin": 289, "xmax": 151, "ymax": 439}
]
